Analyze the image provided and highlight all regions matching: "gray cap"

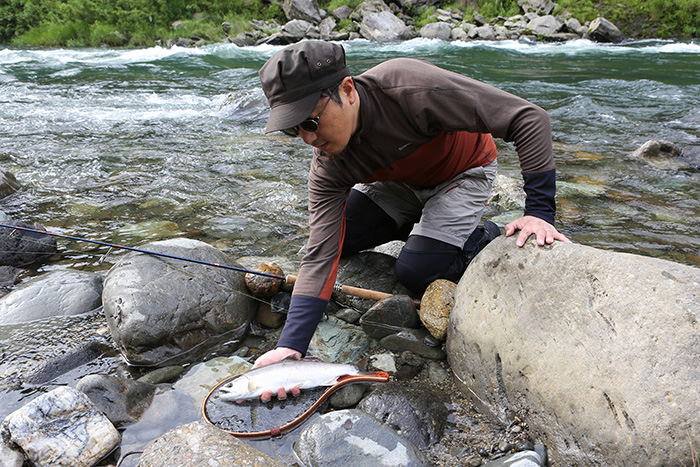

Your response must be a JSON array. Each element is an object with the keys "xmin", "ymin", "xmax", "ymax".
[{"xmin": 259, "ymin": 41, "xmax": 350, "ymax": 133}]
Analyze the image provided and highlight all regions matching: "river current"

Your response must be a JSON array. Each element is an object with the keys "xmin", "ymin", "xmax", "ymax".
[{"xmin": 0, "ymin": 37, "xmax": 699, "ymax": 462}]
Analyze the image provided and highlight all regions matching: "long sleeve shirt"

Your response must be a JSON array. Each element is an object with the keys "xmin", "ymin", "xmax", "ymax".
[{"xmin": 276, "ymin": 58, "xmax": 556, "ymax": 355}]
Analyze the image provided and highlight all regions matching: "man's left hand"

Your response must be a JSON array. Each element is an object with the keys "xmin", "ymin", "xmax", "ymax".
[{"xmin": 505, "ymin": 215, "xmax": 571, "ymax": 247}]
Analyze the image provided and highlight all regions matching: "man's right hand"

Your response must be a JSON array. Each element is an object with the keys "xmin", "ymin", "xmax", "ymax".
[{"xmin": 252, "ymin": 347, "xmax": 303, "ymax": 402}]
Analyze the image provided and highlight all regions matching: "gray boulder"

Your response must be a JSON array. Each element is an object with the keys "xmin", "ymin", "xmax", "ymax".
[
  {"xmin": 102, "ymin": 238, "xmax": 257, "ymax": 366},
  {"xmin": 0, "ymin": 270, "xmax": 103, "ymax": 325},
  {"xmin": 0, "ymin": 169, "xmax": 20, "ymax": 199},
  {"xmin": 352, "ymin": 0, "xmax": 391, "ymax": 21},
  {"xmin": 0, "ymin": 221, "xmax": 57, "ymax": 267},
  {"xmin": 76, "ymin": 374, "xmax": 156, "ymax": 427},
  {"xmin": 469, "ymin": 25, "xmax": 496, "ymax": 40},
  {"xmin": 283, "ymin": 0, "xmax": 322, "ymax": 24},
  {"xmin": 360, "ymin": 11, "xmax": 407, "ymax": 41},
  {"xmin": 526, "ymin": 15, "xmax": 563, "ymax": 35},
  {"xmin": 586, "ymin": 17, "xmax": 625, "ymax": 43},
  {"xmin": 294, "ymin": 409, "xmax": 432, "ymax": 466},
  {"xmin": 631, "ymin": 139, "xmax": 684, "ymax": 170},
  {"xmin": 447, "ymin": 236, "xmax": 700, "ymax": 466},
  {"xmin": 419, "ymin": 22, "xmax": 452, "ymax": 41}
]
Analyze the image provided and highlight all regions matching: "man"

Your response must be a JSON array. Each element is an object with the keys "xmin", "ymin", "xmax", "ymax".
[{"xmin": 253, "ymin": 41, "xmax": 569, "ymax": 382}]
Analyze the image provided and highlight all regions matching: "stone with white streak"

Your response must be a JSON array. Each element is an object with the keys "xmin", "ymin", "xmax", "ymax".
[{"xmin": 0, "ymin": 386, "xmax": 120, "ymax": 467}]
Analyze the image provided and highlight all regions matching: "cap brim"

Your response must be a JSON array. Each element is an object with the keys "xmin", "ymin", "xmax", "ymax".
[{"xmin": 264, "ymin": 90, "xmax": 322, "ymax": 134}]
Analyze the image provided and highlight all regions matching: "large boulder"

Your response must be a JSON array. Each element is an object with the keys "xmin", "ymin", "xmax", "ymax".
[
  {"xmin": 360, "ymin": 11, "xmax": 408, "ymax": 41},
  {"xmin": 447, "ymin": 236, "xmax": 700, "ymax": 466},
  {"xmin": 0, "ymin": 221, "xmax": 57, "ymax": 267},
  {"xmin": 102, "ymin": 238, "xmax": 257, "ymax": 366},
  {"xmin": 0, "ymin": 270, "xmax": 103, "ymax": 325},
  {"xmin": 586, "ymin": 17, "xmax": 625, "ymax": 43},
  {"xmin": 282, "ymin": 0, "xmax": 322, "ymax": 24}
]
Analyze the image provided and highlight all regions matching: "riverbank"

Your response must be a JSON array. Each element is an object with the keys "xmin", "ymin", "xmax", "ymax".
[{"xmin": 1, "ymin": 0, "xmax": 699, "ymax": 47}]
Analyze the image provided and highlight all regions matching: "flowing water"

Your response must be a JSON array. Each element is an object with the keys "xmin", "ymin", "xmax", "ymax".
[{"xmin": 0, "ymin": 38, "xmax": 699, "ymax": 462}]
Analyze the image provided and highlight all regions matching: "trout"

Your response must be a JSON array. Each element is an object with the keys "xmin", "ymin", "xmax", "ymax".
[{"xmin": 218, "ymin": 360, "xmax": 360, "ymax": 402}]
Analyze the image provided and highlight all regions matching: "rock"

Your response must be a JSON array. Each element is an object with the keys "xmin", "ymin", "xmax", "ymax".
[
  {"xmin": 309, "ymin": 316, "xmax": 376, "ymax": 362},
  {"xmin": 139, "ymin": 421, "xmax": 285, "ymax": 466},
  {"xmin": 0, "ymin": 169, "xmax": 20, "ymax": 199},
  {"xmin": 332, "ymin": 5, "xmax": 354, "ymax": 20},
  {"xmin": 294, "ymin": 409, "xmax": 432, "ymax": 466},
  {"xmin": 352, "ymin": 0, "xmax": 391, "ymax": 21},
  {"xmin": 359, "ymin": 295, "xmax": 419, "ymax": 340},
  {"xmin": 369, "ymin": 352, "xmax": 397, "ymax": 372},
  {"xmin": 76, "ymin": 374, "xmax": 156, "ymax": 427},
  {"xmin": 255, "ymin": 302, "xmax": 287, "ymax": 328},
  {"xmin": 281, "ymin": 18, "xmax": 315, "ymax": 39},
  {"xmin": 518, "ymin": 0, "xmax": 555, "ymax": 15},
  {"xmin": 0, "ymin": 442, "xmax": 25, "ymax": 467},
  {"xmin": 586, "ymin": 17, "xmax": 625, "ymax": 43},
  {"xmin": 244, "ymin": 262, "xmax": 284, "ymax": 298},
  {"xmin": 526, "ymin": 15, "xmax": 563, "ymax": 35},
  {"xmin": 419, "ymin": 22, "xmax": 452, "ymax": 40},
  {"xmin": 380, "ymin": 328, "xmax": 446, "ymax": 360},
  {"xmin": 427, "ymin": 361, "xmax": 450, "ymax": 384},
  {"xmin": 283, "ymin": 0, "xmax": 322, "ymax": 24},
  {"xmin": 451, "ymin": 27, "xmax": 468, "ymax": 41},
  {"xmin": 447, "ymin": 236, "xmax": 700, "ymax": 466},
  {"xmin": 419, "ymin": 279, "xmax": 457, "ymax": 341},
  {"xmin": 482, "ymin": 449, "xmax": 545, "ymax": 466},
  {"xmin": 335, "ymin": 307, "xmax": 361, "ymax": 324},
  {"xmin": 470, "ymin": 25, "xmax": 496, "ymax": 40},
  {"xmin": 0, "ymin": 270, "xmax": 103, "ymax": 325},
  {"xmin": 173, "ymin": 356, "xmax": 250, "ymax": 402},
  {"xmin": 23, "ymin": 341, "xmax": 116, "ymax": 385},
  {"xmin": 1, "ymin": 386, "xmax": 120, "ymax": 467},
  {"xmin": 0, "ymin": 221, "xmax": 57, "ymax": 267},
  {"xmin": 0, "ymin": 266, "xmax": 24, "ymax": 295},
  {"xmin": 360, "ymin": 11, "xmax": 408, "ymax": 42},
  {"xmin": 329, "ymin": 383, "xmax": 367, "ymax": 409},
  {"xmin": 357, "ymin": 382, "xmax": 449, "ymax": 449},
  {"xmin": 565, "ymin": 18, "xmax": 586, "ymax": 36},
  {"xmin": 335, "ymin": 251, "xmax": 413, "ymax": 312},
  {"xmin": 631, "ymin": 139, "xmax": 684, "ymax": 170},
  {"xmin": 137, "ymin": 365, "xmax": 187, "ymax": 385},
  {"xmin": 319, "ymin": 16, "xmax": 337, "ymax": 39},
  {"xmin": 102, "ymin": 238, "xmax": 257, "ymax": 366}
]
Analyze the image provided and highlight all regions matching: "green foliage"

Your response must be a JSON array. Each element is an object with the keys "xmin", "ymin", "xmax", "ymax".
[
  {"xmin": 414, "ymin": 7, "xmax": 438, "ymax": 29},
  {"xmin": 321, "ymin": 0, "xmax": 362, "ymax": 12},
  {"xmin": 476, "ymin": 0, "xmax": 520, "ymax": 19}
]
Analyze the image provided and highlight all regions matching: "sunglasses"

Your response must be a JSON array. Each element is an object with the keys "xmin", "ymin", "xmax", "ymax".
[{"xmin": 282, "ymin": 95, "xmax": 332, "ymax": 137}]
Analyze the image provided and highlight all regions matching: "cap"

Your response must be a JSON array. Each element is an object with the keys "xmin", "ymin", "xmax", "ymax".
[{"xmin": 259, "ymin": 41, "xmax": 350, "ymax": 133}]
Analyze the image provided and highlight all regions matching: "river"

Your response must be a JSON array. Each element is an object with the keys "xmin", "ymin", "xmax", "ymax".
[{"xmin": 0, "ymin": 37, "xmax": 699, "ymax": 463}]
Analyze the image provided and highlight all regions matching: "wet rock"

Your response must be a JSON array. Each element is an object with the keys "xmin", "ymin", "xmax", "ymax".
[
  {"xmin": 0, "ymin": 266, "xmax": 24, "ymax": 296},
  {"xmin": 173, "ymin": 356, "xmax": 250, "ymax": 402},
  {"xmin": 139, "ymin": 420, "xmax": 285, "ymax": 466},
  {"xmin": 0, "ymin": 221, "xmax": 57, "ymax": 267},
  {"xmin": 0, "ymin": 386, "xmax": 120, "ymax": 467},
  {"xmin": 419, "ymin": 279, "xmax": 456, "ymax": 341},
  {"xmin": 359, "ymin": 295, "xmax": 419, "ymax": 339},
  {"xmin": 244, "ymin": 262, "xmax": 284, "ymax": 298},
  {"xmin": 0, "ymin": 169, "xmax": 21, "ymax": 199},
  {"xmin": 586, "ymin": 17, "xmax": 625, "ymax": 43},
  {"xmin": 294, "ymin": 409, "xmax": 432, "ymax": 466},
  {"xmin": 470, "ymin": 25, "xmax": 496, "ymax": 40},
  {"xmin": 420, "ymin": 22, "xmax": 452, "ymax": 40},
  {"xmin": 369, "ymin": 353, "xmax": 397, "ymax": 373},
  {"xmin": 360, "ymin": 11, "xmax": 408, "ymax": 42},
  {"xmin": 631, "ymin": 139, "xmax": 684, "ymax": 170},
  {"xmin": 380, "ymin": 328, "xmax": 446, "ymax": 360},
  {"xmin": 329, "ymin": 383, "xmax": 367, "ymax": 409},
  {"xmin": 76, "ymin": 374, "xmax": 156, "ymax": 427},
  {"xmin": 137, "ymin": 365, "xmax": 187, "ymax": 385},
  {"xmin": 335, "ymin": 307, "xmax": 361, "ymax": 324},
  {"xmin": 24, "ymin": 340, "xmax": 116, "ymax": 385},
  {"xmin": 357, "ymin": 382, "xmax": 449, "ymax": 449},
  {"xmin": 309, "ymin": 316, "xmax": 376, "ymax": 362},
  {"xmin": 427, "ymin": 361, "xmax": 450, "ymax": 384},
  {"xmin": 102, "ymin": 238, "xmax": 257, "ymax": 366},
  {"xmin": 447, "ymin": 236, "xmax": 700, "ymax": 466},
  {"xmin": 0, "ymin": 270, "xmax": 103, "ymax": 325}
]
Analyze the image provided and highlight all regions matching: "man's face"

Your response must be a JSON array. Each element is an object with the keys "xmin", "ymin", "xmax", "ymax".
[{"xmin": 295, "ymin": 79, "xmax": 357, "ymax": 157}]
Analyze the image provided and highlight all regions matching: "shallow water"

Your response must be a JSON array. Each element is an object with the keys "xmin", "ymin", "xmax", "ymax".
[{"xmin": 0, "ymin": 38, "xmax": 699, "ymax": 463}]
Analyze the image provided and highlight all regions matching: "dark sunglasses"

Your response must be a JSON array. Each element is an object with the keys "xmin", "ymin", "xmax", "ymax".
[{"xmin": 282, "ymin": 95, "xmax": 332, "ymax": 137}]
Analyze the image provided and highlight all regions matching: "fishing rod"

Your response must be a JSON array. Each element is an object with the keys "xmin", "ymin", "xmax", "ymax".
[{"xmin": 0, "ymin": 222, "xmax": 413, "ymax": 306}]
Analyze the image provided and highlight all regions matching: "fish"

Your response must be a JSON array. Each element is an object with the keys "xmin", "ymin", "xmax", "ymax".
[{"xmin": 217, "ymin": 360, "xmax": 361, "ymax": 402}]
